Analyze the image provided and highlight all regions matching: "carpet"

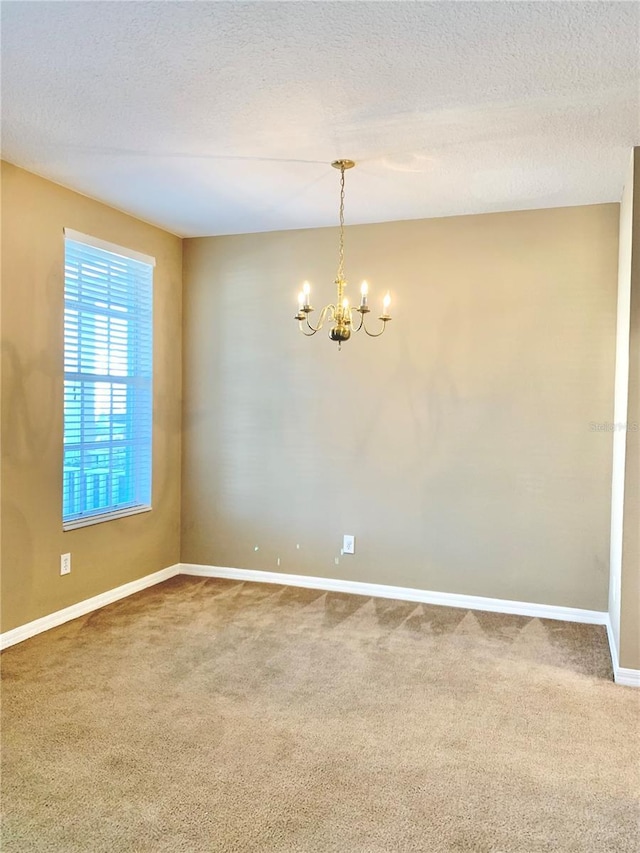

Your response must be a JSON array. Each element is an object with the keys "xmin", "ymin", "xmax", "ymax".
[{"xmin": 1, "ymin": 575, "xmax": 639, "ymax": 852}]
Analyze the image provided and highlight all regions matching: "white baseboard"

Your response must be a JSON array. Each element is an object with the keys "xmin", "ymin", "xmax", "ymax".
[
  {"xmin": 605, "ymin": 616, "xmax": 640, "ymax": 687},
  {"xmin": 0, "ymin": 564, "xmax": 181, "ymax": 650},
  {"xmin": 613, "ymin": 668, "xmax": 640, "ymax": 688},
  {"xmin": 179, "ymin": 563, "xmax": 609, "ymax": 625}
]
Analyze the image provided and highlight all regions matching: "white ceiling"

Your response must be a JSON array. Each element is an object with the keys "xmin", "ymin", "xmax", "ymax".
[{"xmin": 2, "ymin": 2, "xmax": 639, "ymax": 237}]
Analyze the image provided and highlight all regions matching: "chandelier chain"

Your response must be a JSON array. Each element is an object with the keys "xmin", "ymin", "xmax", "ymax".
[{"xmin": 337, "ymin": 164, "xmax": 345, "ymax": 283}]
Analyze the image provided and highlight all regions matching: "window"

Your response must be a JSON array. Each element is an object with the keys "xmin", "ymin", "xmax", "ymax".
[{"xmin": 63, "ymin": 230, "xmax": 154, "ymax": 529}]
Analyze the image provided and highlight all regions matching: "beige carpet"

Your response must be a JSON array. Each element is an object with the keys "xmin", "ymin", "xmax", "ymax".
[{"xmin": 1, "ymin": 576, "xmax": 639, "ymax": 852}]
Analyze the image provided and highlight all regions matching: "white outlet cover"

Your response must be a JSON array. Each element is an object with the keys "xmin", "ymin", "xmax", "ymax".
[
  {"xmin": 60, "ymin": 553, "xmax": 71, "ymax": 575},
  {"xmin": 343, "ymin": 535, "xmax": 355, "ymax": 555}
]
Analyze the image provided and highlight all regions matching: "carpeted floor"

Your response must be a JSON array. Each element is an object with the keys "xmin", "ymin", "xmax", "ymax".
[{"xmin": 1, "ymin": 576, "xmax": 639, "ymax": 852}]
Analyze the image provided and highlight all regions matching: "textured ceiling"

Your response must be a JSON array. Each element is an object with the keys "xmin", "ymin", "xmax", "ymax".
[{"xmin": 1, "ymin": 1, "xmax": 639, "ymax": 237}]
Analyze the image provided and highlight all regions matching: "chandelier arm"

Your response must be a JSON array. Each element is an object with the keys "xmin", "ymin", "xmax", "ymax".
[
  {"xmin": 362, "ymin": 317, "xmax": 389, "ymax": 338},
  {"xmin": 298, "ymin": 321, "xmax": 319, "ymax": 337},
  {"xmin": 351, "ymin": 310, "xmax": 364, "ymax": 333},
  {"xmin": 304, "ymin": 305, "xmax": 333, "ymax": 334}
]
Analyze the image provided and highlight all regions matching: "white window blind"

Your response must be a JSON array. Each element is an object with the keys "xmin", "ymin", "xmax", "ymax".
[{"xmin": 63, "ymin": 231, "xmax": 154, "ymax": 529}]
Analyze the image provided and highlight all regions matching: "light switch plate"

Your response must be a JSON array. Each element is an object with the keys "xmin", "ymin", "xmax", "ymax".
[{"xmin": 343, "ymin": 534, "xmax": 355, "ymax": 555}]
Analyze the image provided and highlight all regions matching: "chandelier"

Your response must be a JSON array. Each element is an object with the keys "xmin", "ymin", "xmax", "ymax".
[{"xmin": 294, "ymin": 159, "xmax": 392, "ymax": 349}]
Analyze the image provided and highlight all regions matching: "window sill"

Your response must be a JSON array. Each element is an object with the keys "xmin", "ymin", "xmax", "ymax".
[{"xmin": 63, "ymin": 504, "xmax": 152, "ymax": 531}]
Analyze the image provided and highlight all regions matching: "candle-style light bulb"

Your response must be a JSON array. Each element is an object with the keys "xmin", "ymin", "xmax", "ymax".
[
  {"xmin": 342, "ymin": 298, "xmax": 349, "ymax": 311},
  {"xmin": 360, "ymin": 280, "xmax": 369, "ymax": 308},
  {"xmin": 383, "ymin": 292, "xmax": 391, "ymax": 316}
]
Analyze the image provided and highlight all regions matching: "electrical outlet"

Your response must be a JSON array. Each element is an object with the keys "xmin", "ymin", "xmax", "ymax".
[
  {"xmin": 343, "ymin": 534, "xmax": 355, "ymax": 555},
  {"xmin": 60, "ymin": 553, "xmax": 71, "ymax": 575}
]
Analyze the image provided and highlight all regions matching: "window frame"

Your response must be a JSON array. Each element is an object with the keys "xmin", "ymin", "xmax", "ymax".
[{"xmin": 62, "ymin": 228, "xmax": 155, "ymax": 531}]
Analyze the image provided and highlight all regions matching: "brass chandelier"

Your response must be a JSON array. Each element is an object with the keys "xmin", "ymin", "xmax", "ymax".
[{"xmin": 294, "ymin": 159, "xmax": 392, "ymax": 349}]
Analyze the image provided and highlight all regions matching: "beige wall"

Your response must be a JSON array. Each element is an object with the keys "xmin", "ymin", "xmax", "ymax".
[
  {"xmin": 619, "ymin": 148, "xmax": 640, "ymax": 670},
  {"xmin": 182, "ymin": 205, "xmax": 619, "ymax": 611},
  {"xmin": 1, "ymin": 162, "xmax": 182, "ymax": 632}
]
